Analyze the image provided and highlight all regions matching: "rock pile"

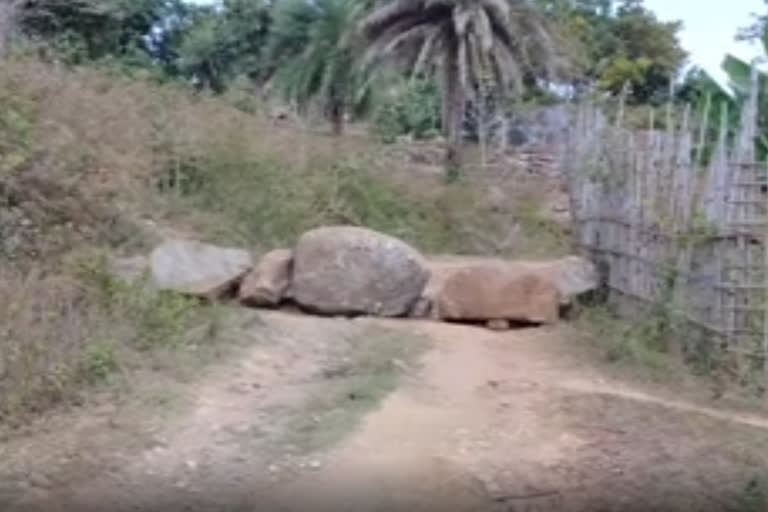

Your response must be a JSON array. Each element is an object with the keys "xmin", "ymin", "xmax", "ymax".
[{"xmin": 112, "ymin": 225, "xmax": 599, "ymax": 330}]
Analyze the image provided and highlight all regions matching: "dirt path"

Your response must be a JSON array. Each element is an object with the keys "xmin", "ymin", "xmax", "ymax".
[{"xmin": 5, "ymin": 311, "xmax": 768, "ymax": 511}]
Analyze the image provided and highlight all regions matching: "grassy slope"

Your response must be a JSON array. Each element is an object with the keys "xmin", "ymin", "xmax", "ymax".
[{"xmin": 0, "ymin": 56, "xmax": 569, "ymax": 424}]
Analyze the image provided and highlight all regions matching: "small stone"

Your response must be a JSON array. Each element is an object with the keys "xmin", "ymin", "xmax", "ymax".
[
  {"xmin": 186, "ymin": 460, "xmax": 198, "ymax": 471},
  {"xmin": 268, "ymin": 464, "xmax": 280, "ymax": 473},
  {"xmin": 309, "ymin": 460, "xmax": 322, "ymax": 470}
]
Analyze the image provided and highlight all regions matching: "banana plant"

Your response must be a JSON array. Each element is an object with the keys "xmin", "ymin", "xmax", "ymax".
[{"xmin": 686, "ymin": 29, "xmax": 768, "ymax": 161}]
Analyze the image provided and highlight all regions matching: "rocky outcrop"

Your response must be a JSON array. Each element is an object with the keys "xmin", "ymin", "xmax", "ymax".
[
  {"xmin": 149, "ymin": 239, "xmax": 253, "ymax": 298},
  {"xmin": 291, "ymin": 226, "xmax": 430, "ymax": 316},
  {"xmin": 238, "ymin": 249, "xmax": 293, "ymax": 307}
]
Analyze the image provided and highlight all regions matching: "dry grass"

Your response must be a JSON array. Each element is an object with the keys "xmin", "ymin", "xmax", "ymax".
[
  {"xmin": 0, "ymin": 256, "xmax": 223, "ymax": 425},
  {"xmin": 0, "ymin": 56, "xmax": 571, "ymax": 425},
  {"xmin": 0, "ymin": 56, "xmax": 569, "ymax": 258},
  {"xmin": 0, "ymin": 268, "xmax": 93, "ymax": 419}
]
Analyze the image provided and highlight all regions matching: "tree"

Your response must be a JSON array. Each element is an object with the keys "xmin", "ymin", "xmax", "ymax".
[
  {"xmin": 176, "ymin": 0, "xmax": 272, "ymax": 91},
  {"xmin": 17, "ymin": 0, "xmax": 184, "ymax": 65},
  {"xmin": 535, "ymin": 0, "xmax": 687, "ymax": 103},
  {"xmin": 267, "ymin": 0, "xmax": 364, "ymax": 135},
  {"xmin": 360, "ymin": 0, "xmax": 558, "ymax": 175},
  {"xmin": 175, "ymin": 7, "xmax": 231, "ymax": 92}
]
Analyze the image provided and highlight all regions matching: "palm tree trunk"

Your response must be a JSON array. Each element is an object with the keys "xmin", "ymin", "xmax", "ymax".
[
  {"xmin": 443, "ymin": 40, "xmax": 465, "ymax": 179},
  {"xmin": 330, "ymin": 98, "xmax": 345, "ymax": 136}
]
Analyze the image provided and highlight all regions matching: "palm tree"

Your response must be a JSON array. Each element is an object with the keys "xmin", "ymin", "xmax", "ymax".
[
  {"xmin": 360, "ymin": 0, "xmax": 559, "ymax": 173},
  {"xmin": 267, "ymin": 0, "xmax": 365, "ymax": 136}
]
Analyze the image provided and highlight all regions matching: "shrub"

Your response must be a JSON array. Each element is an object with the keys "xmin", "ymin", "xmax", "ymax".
[{"xmin": 371, "ymin": 78, "xmax": 441, "ymax": 143}]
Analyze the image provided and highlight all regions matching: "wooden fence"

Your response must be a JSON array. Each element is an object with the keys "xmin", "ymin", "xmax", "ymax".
[{"xmin": 565, "ymin": 69, "xmax": 768, "ymax": 389}]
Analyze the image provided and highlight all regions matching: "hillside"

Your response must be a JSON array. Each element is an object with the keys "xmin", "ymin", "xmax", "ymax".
[{"xmin": 2, "ymin": 56, "xmax": 768, "ymax": 512}]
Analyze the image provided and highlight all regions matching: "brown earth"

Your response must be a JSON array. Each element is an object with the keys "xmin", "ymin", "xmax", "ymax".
[{"xmin": 2, "ymin": 310, "xmax": 768, "ymax": 512}]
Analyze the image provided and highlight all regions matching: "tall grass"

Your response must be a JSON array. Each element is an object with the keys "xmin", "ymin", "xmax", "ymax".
[
  {"xmin": 0, "ymin": 56, "xmax": 571, "ymax": 424},
  {"xmin": 0, "ymin": 257, "xmax": 219, "ymax": 425}
]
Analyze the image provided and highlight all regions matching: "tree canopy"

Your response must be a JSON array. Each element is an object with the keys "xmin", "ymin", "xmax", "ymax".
[
  {"xmin": 536, "ymin": 0, "xmax": 687, "ymax": 103},
  {"xmin": 4, "ymin": 0, "xmax": 695, "ymax": 171}
]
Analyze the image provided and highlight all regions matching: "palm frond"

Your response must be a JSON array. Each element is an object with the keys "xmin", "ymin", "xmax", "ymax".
[
  {"xmin": 480, "ymin": 0, "xmax": 511, "ymax": 25},
  {"xmin": 474, "ymin": 5, "xmax": 494, "ymax": 53},
  {"xmin": 360, "ymin": 15, "xmax": 431, "ymax": 70},
  {"xmin": 359, "ymin": 0, "xmax": 425, "ymax": 38},
  {"xmin": 412, "ymin": 25, "xmax": 444, "ymax": 77}
]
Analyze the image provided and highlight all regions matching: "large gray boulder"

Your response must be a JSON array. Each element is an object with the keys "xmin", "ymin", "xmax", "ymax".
[
  {"xmin": 149, "ymin": 239, "xmax": 253, "ymax": 298},
  {"xmin": 292, "ymin": 226, "xmax": 429, "ymax": 316}
]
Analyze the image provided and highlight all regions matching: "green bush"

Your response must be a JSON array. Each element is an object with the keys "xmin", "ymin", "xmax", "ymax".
[
  {"xmin": 78, "ymin": 342, "xmax": 119, "ymax": 383},
  {"xmin": 371, "ymin": 79, "xmax": 441, "ymax": 143}
]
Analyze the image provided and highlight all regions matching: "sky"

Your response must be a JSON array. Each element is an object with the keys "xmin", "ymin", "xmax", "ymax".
[
  {"xmin": 643, "ymin": 0, "xmax": 766, "ymax": 85},
  {"xmin": 188, "ymin": 0, "xmax": 766, "ymax": 85}
]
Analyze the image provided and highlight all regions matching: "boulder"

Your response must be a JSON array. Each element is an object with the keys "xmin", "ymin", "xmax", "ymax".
[
  {"xmin": 518, "ymin": 256, "xmax": 599, "ymax": 305},
  {"xmin": 432, "ymin": 261, "xmax": 561, "ymax": 325},
  {"xmin": 292, "ymin": 226, "xmax": 430, "ymax": 316},
  {"xmin": 238, "ymin": 249, "xmax": 293, "ymax": 307},
  {"xmin": 149, "ymin": 239, "xmax": 253, "ymax": 298}
]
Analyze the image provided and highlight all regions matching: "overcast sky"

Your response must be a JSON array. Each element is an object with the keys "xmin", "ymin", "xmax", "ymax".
[
  {"xmin": 188, "ymin": 0, "xmax": 767, "ymax": 83},
  {"xmin": 643, "ymin": 0, "xmax": 766, "ymax": 83}
]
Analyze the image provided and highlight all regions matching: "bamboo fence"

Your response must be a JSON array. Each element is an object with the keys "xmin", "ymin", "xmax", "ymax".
[{"xmin": 565, "ymin": 69, "xmax": 768, "ymax": 386}]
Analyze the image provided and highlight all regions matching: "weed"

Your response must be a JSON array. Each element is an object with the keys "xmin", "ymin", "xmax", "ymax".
[
  {"xmin": 78, "ymin": 342, "xmax": 119, "ymax": 384},
  {"xmin": 0, "ymin": 252, "xmax": 222, "ymax": 424},
  {"xmin": 573, "ymin": 305, "xmax": 674, "ymax": 372}
]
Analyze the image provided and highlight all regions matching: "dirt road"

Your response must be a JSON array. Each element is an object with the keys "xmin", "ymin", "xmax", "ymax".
[{"xmin": 4, "ymin": 310, "xmax": 768, "ymax": 511}]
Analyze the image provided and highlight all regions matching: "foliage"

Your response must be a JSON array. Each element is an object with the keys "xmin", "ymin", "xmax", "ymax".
[
  {"xmin": 678, "ymin": 7, "xmax": 768, "ymax": 163},
  {"xmin": 17, "ymin": 0, "xmax": 184, "ymax": 66},
  {"xmin": 371, "ymin": 78, "xmax": 441, "ymax": 142},
  {"xmin": 176, "ymin": 0, "xmax": 272, "ymax": 92},
  {"xmin": 267, "ymin": 0, "xmax": 365, "ymax": 134},
  {"xmin": 156, "ymin": 139, "xmax": 510, "ymax": 255},
  {"xmin": 361, "ymin": 0, "xmax": 559, "ymax": 173},
  {"xmin": 573, "ymin": 305, "xmax": 677, "ymax": 373},
  {"xmin": 0, "ymin": 257, "xmax": 216, "ymax": 422},
  {"xmin": 536, "ymin": 0, "xmax": 687, "ymax": 104}
]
